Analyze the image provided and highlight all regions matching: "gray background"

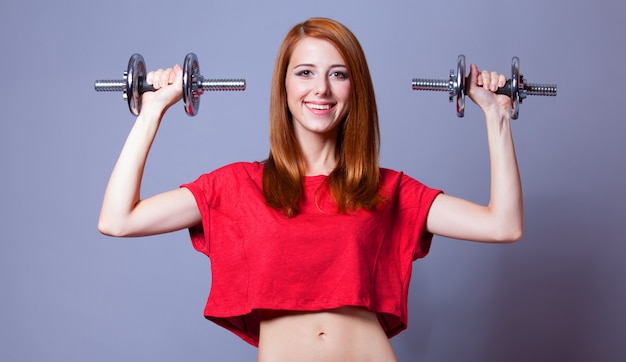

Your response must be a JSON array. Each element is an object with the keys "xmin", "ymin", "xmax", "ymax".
[{"xmin": 1, "ymin": 0, "xmax": 624, "ymax": 361}]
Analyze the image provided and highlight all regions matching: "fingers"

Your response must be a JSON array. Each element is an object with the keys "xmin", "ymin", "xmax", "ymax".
[
  {"xmin": 479, "ymin": 70, "xmax": 503, "ymax": 92},
  {"xmin": 473, "ymin": 64, "xmax": 507, "ymax": 92},
  {"xmin": 146, "ymin": 65, "xmax": 181, "ymax": 89}
]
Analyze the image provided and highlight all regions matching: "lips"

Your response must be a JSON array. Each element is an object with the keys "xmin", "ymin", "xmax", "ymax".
[{"xmin": 305, "ymin": 102, "xmax": 334, "ymax": 111}]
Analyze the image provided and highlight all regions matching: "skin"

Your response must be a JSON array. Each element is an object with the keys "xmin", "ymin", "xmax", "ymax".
[
  {"xmin": 98, "ymin": 37, "xmax": 522, "ymax": 361},
  {"xmin": 285, "ymin": 37, "xmax": 351, "ymax": 176},
  {"xmin": 257, "ymin": 307, "xmax": 397, "ymax": 362}
]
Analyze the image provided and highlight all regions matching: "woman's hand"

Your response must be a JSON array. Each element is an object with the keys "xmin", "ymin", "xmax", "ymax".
[
  {"xmin": 141, "ymin": 64, "xmax": 184, "ymax": 114},
  {"xmin": 467, "ymin": 63, "xmax": 511, "ymax": 120}
]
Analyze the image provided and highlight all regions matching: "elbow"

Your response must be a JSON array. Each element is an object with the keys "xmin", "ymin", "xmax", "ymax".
[
  {"xmin": 97, "ymin": 222, "xmax": 114, "ymax": 237},
  {"xmin": 97, "ymin": 215, "xmax": 128, "ymax": 237},
  {"xmin": 493, "ymin": 222, "xmax": 523, "ymax": 243},
  {"xmin": 501, "ymin": 228, "xmax": 523, "ymax": 243},
  {"xmin": 97, "ymin": 219, "xmax": 117, "ymax": 237}
]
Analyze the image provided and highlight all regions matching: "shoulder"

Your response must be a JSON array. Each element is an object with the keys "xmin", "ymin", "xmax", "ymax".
[
  {"xmin": 379, "ymin": 168, "xmax": 425, "ymax": 189},
  {"xmin": 183, "ymin": 161, "xmax": 265, "ymax": 191},
  {"xmin": 379, "ymin": 167, "xmax": 442, "ymax": 207},
  {"xmin": 182, "ymin": 161, "xmax": 265, "ymax": 208},
  {"xmin": 215, "ymin": 161, "xmax": 264, "ymax": 175},
  {"xmin": 198, "ymin": 161, "xmax": 264, "ymax": 181}
]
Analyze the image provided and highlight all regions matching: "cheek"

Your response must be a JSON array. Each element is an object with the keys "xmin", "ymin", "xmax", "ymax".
[
  {"xmin": 334, "ymin": 82, "xmax": 351, "ymax": 103},
  {"xmin": 284, "ymin": 81, "xmax": 296, "ymax": 109},
  {"xmin": 338, "ymin": 86, "xmax": 351, "ymax": 118},
  {"xmin": 285, "ymin": 79, "xmax": 305, "ymax": 102}
]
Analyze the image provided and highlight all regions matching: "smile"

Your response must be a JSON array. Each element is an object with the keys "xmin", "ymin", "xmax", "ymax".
[{"xmin": 306, "ymin": 103, "xmax": 333, "ymax": 111}]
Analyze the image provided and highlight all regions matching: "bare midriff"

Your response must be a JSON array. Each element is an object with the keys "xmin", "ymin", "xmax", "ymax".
[{"xmin": 257, "ymin": 306, "xmax": 398, "ymax": 362}]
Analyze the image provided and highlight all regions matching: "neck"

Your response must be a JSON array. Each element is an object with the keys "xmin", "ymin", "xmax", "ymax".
[
  {"xmin": 298, "ymin": 135, "xmax": 338, "ymax": 176},
  {"xmin": 304, "ymin": 152, "xmax": 336, "ymax": 176}
]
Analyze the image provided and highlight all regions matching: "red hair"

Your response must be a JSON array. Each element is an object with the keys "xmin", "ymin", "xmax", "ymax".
[{"xmin": 263, "ymin": 18, "xmax": 381, "ymax": 217}]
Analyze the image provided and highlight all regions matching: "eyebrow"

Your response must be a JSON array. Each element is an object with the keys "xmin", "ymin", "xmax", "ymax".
[{"xmin": 293, "ymin": 63, "xmax": 347, "ymax": 69}]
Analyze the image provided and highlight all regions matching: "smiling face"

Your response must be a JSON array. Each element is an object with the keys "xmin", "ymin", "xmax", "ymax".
[{"xmin": 285, "ymin": 37, "xmax": 351, "ymax": 143}]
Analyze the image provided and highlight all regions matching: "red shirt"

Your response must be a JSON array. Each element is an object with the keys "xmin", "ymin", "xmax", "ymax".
[{"xmin": 181, "ymin": 162, "xmax": 442, "ymax": 346}]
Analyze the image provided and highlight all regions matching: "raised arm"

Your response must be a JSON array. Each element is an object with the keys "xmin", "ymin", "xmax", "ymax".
[
  {"xmin": 426, "ymin": 63, "xmax": 523, "ymax": 243},
  {"xmin": 98, "ymin": 65, "xmax": 201, "ymax": 237}
]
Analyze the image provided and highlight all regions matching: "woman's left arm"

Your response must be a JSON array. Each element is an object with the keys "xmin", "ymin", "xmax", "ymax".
[{"xmin": 426, "ymin": 63, "xmax": 523, "ymax": 243}]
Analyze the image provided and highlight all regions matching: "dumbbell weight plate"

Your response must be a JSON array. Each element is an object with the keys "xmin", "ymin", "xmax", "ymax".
[
  {"xmin": 183, "ymin": 53, "xmax": 201, "ymax": 116},
  {"xmin": 455, "ymin": 55, "xmax": 466, "ymax": 117},
  {"xmin": 510, "ymin": 57, "xmax": 520, "ymax": 119},
  {"xmin": 126, "ymin": 54, "xmax": 147, "ymax": 116}
]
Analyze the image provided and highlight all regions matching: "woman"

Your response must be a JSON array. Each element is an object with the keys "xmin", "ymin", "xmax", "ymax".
[{"xmin": 98, "ymin": 17, "xmax": 522, "ymax": 362}]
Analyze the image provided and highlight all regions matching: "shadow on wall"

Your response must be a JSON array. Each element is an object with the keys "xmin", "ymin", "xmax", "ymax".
[
  {"xmin": 484, "ymin": 193, "xmax": 599, "ymax": 362},
  {"xmin": 396, "ymin": 193, "xmax": 619, "ymax": 362}
]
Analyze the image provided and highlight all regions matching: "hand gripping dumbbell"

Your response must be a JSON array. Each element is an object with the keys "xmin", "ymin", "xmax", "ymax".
[
  {"xmin": 94, "ymin": 53, "xmax": 246, "ymax": 116},
  {"xmin": 411, "ymin": 55, "xmax": 557, "ymax": 119}
]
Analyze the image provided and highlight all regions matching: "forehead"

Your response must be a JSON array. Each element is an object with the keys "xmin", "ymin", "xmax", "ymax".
[{"xmin": 289, "ymin": 37, "xmax": 345, "ymax": 64}]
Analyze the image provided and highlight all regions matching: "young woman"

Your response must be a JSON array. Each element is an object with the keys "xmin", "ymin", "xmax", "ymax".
[{"xmin": 98, "ymin": 17, "xmax": 522, "ymax": 362}]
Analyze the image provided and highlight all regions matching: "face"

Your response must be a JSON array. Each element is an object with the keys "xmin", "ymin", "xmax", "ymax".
[{"xmin": 285, "ymin": 37, "xmax": 350, "ymax": 142}]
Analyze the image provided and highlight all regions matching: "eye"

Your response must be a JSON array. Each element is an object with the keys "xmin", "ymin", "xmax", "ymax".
[
  {"xmin": 296, "ymin": 69, "xmax": 313, "ymax": 77},
  {"xmin": 330, "ymin": 71, "xmax": 348, "ymax": 80}
]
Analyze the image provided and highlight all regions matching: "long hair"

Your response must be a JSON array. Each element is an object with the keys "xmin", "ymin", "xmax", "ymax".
[{"xmin": 263, "ymin": 18, "xmax": 381, "ymax": 217}]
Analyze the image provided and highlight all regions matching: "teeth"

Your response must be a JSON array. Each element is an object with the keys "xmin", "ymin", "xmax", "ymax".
[{"xmin": 307, "ymin": 103, "xmax": 331, "ymax": 110}]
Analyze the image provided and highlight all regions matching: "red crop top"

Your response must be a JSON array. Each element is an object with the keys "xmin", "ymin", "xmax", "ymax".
[{"xmin": 181, "ymin": 162, "xmax": 442, "ymax": 347}]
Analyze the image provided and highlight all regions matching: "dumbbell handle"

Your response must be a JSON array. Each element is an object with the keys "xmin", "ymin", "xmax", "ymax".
[
  {"xmin": 411, "ymin": 78, "xmax": 557, "ymax": 98},
  {"xmin": 94, "ymin": 78, "xmax": 246, "ymax": 93},
  {"xmin": 497, "ymin": 79, "xmax": 557, "ymax": 97}
]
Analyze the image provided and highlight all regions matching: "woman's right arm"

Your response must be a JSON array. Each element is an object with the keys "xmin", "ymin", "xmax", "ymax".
[{"xmin": 98, "ymin": 65, "xmax": 201, "ymax": 237}]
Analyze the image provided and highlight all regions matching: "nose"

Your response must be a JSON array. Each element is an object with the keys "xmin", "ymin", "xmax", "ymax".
[{"xmin": 314, "ymin": 77, "xmax": 330, "ymax": 96}]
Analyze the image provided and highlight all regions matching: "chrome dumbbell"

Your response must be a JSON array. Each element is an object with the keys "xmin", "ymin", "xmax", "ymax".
[
  {"xmin": 412, "ymin": 55, "xmax": 557, "ymax": 119},
  {"xmin": 94, "ymin": 53, "xmax": 246, "ymax": 116}
]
